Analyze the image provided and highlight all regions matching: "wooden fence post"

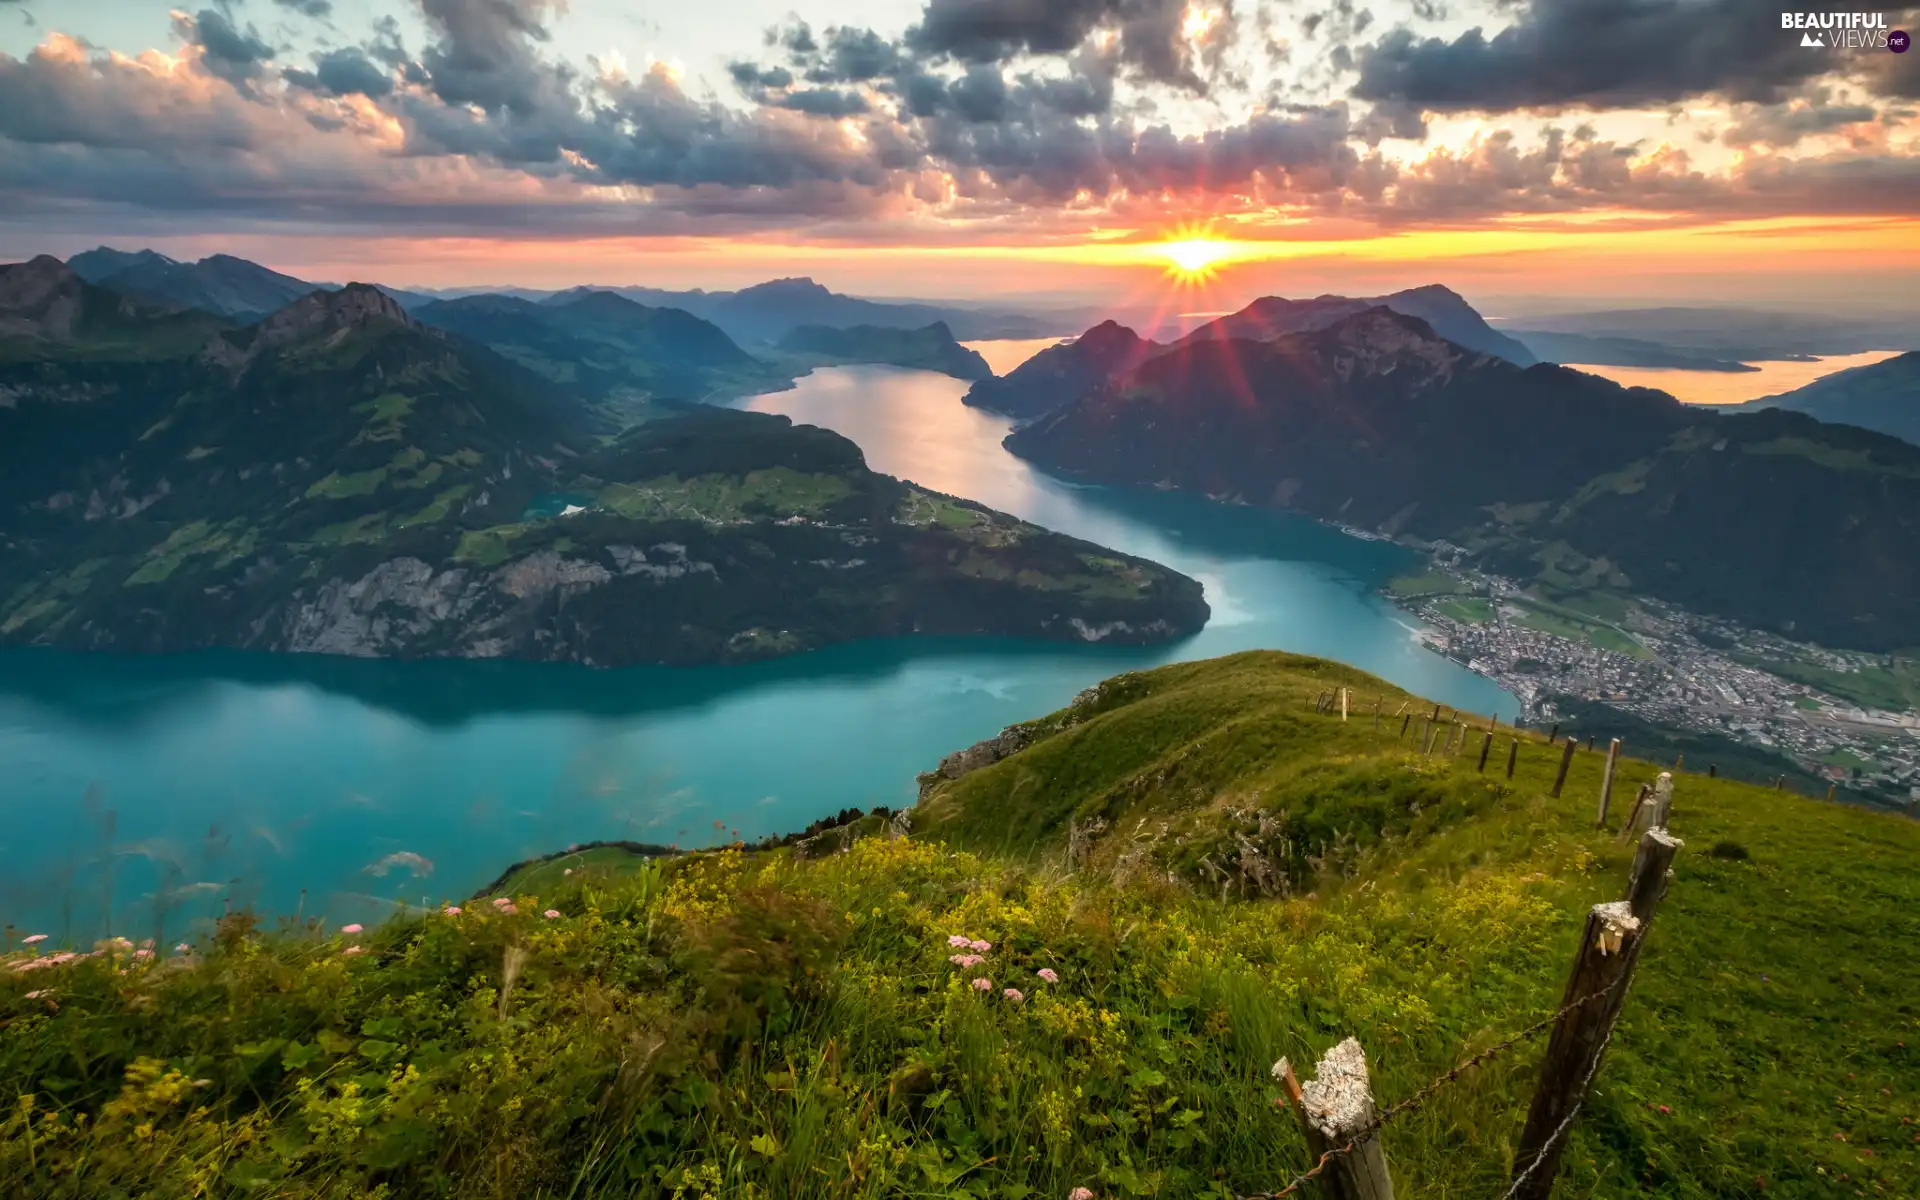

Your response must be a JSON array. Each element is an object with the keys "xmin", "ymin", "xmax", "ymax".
[
  {"xmin": 1341, "ymin": 688, "xmax": 1350, "ymax": 722},
  {"xmin": 1550, "ymin": 738, "xmax": 1577, "ymax": 799},
  {"xmin": 1399, "ymin": 712, "xmax": 1412, "ymax": 739},
  {"xmin": 1646, "ymin": 772, "xmax": 1674, "ymax": 831},
  {"xmin": 1478, "ymin": 730, "xmax": 1494, "ymax": 772},
  {"xmin": 1508, "ymin": 901, "xmax": 1649, "ymax": 1200},
  {"xmin": 1506, "ymin": 738, "xmax": 1519, "ymax": 779},
  {"xmin": 1617, "ymin": 783, "xmax": 1652, "ymax": 842},
  {"xmin": 1596, "ymin": 738, "xmax": 1621, "ymax": 828},
  {"xmin": 1708, "ymin": 764, "xmax": 1717, "ymax": 779},
  {"xmin": 1372, "ymin": 697, "xmax": 1382, "ymax": 733},
  {"xmin": 1623, "ymin": 827, "xmax": 1682, "ymax": 929},
  {"xmin": 1672, "ymin": 753, "xmax": 1684, "ymax": 772},
  {"xmin": 1277, "ymin": 1038, "xmax": 1395, "ymax": 1200},
  {"xmin": 1826, "ymin": 782, "xmax": 1836, "ymax": 803},
  {"xmin": 1429, "ymin": 704, "xmax": 1441, "ymax": 722},
  {"xmin": 1548, "ymin": 722, "xmax": 1560, "ymax": 742},
  {"xmin": 1585, "ymin": 735, "xmax": 1594, "ymax": 751},
  {"xmin": 1421, "ymin": 722, "xmax": 1438, "ymax": 755}
]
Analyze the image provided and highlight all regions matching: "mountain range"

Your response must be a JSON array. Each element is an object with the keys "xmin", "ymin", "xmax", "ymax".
[
  {"xmin": 0, "ymin": 256, "xmax": 1207, "ymax": 665},
  {"xmin": 1003, "ymin": 306, "xmax": 1920, "ymax": 651},
  {"xmin": 776, "ymin": 321, "xmax": 993, "ymax": 381},
  {"xmin": 963, "ymin": 285, "xmax": 1535, "ymax": 419},
  {"xmin": 1732, "ymin": 351, "xmax": 1920, "ymax": 448}
]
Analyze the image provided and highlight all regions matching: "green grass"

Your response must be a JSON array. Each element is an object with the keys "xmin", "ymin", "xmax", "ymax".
[
  {"xmin": 598, "ymin": 469, "xmax": 855, "ymax": 525},
  {"xmin": 304, "ymin": 467, "xmax": 388, "ymax": 500},
  {"xmin": 2, "ymin": 652, "xmax": 1914, "ymax": 1199},
  {"xmin": 1436, "ymin": 596, "xmax": 1494, "ymax": 623},
  {"xmin": 1509, "ymin": 599, "xmax": 1651, "ymax": 660},
  {"xmin": 1385, "ymin": 570, "xmax": 1472, "ymax": 598}
]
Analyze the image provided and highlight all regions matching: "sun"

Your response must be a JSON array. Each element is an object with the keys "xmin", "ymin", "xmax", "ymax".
[{"xmin": 1160, "ymin": 238, "xmax": 1235, "ymax": 276}]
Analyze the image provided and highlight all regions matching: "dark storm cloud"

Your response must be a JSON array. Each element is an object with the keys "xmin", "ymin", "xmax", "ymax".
[
  {"xmin": 908, "ymin": 0, "xmax": 1231, "ymax": 93},
  {"xmin": 777, "ymin": 87, "xmax": 870, "ymax": 116},
  {"xmin": 1721, "ymin": 96, "xmax": 1877, "ymax": 149},
  {"xmin": 800, "ymin": 26, "xmax": 903, "ymax": 83},
  {"xmin": 187, "ymin": 8, "xmax": 277, "ymax": 88},
  {"xmin": 1351, "ymin": 0, "xmax": 1920, "ymax": 113},
  {"xmin": 283, "ymin": 47, "xmax": 394, "ymax": 98}
]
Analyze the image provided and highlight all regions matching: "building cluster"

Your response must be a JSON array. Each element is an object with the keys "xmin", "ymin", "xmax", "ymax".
[{"xmin": 1400, "ymin": 567, "xmax": 1920, "ymax": 809}]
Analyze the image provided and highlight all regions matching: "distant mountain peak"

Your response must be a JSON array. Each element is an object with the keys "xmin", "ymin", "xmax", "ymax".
[
  {"xmin": 205, "ymin": 283, "xmax": 417, "ymax": 370},
  {"xmin": 0, "ymin": 256, "xmax": 90, "ymax": 340}
]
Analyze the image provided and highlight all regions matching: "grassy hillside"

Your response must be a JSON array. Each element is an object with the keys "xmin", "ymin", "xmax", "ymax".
[{"xmin": 2, "ymin": 652, "xmax": 1914, "ymax": 1198}]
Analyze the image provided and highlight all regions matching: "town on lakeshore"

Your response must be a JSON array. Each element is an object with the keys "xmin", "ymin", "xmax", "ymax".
[{"xmin": 1381, "ymin": 546, "xmax": 1920, "ymax": 809}]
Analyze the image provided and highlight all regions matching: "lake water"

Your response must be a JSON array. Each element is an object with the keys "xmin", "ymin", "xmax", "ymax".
[
  {"xmin": 1570, "ymin": 351, "xmax": 1903, "ymax": 406},
  {"xmin": 0, "ymin": 361, "xmax": 1511, "ymax": 940}
]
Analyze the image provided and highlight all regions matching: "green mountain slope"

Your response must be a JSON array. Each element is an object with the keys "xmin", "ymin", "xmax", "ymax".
[
  {"xmin": 1006, "ymin": 309, "xmax": 1920, "ymax": 651},
  {"xmin": 0, "ymin": 263, "xmax": 1209, "ymax": 665},
  {"xmin": 3, "ymin": 652, "xmax": 1912, "ymax": 1198},
  {"xmin": 963, "ymin": 321, "xmax": 1159, "ymax": 417},
  {"xmin": 1734, "ymin": 350, "xmax": 1920, "ymax": 448},
  {"xmin": 776, "ymin": 321, "xmax": 994, "ymax": 381}
]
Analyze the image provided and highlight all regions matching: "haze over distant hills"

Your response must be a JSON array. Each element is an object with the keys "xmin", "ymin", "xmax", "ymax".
[
  {"xmin": 1004, "ymin": 306, "xmax": 1920, "ymax": 651},
  {"xmin": 1732, "ymin": 352, "xmax": 1920, "ymax": 448},
  {"xmin": 1507, "ymin": 306, "xmax": 1919, "ymax": 361}
]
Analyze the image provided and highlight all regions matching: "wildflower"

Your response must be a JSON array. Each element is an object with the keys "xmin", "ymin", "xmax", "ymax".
[
  {"xmin": 1070, "ymin": 1189, "xmax": 1096, "ymax": 1200},
  {"xmin": 492, "ymin": 897, "xmax": 512, "ymax": 908},
  {"xmin": 133, "ymin": 949, "xmax": 154, "ymax": 960},
  {"xmin": 340, "ymin": 923, "xmax": 364, "ymax": 935},
  {"xmin": 24, "ymin": 990, "xmax": 48, "ymax": 1000},
  {"xmin": 173, "ymin": 943, "xmax": 191, "ymax": 954},
  {"xmin": 543, "ymin": 909, "xmax": 561, "ymax": 919},
  {"xmin": 1037, "ymin": 968, "xmax": 1060, "ymax": 984},
  {"xmin": 1658, "ymin": 1105, "xmax": 1670, "ymax": 1114},
  {"xmin": 1004, "ymin": 988, "xmax": 1025, "ymax": 1003},
  {"xmin": 500, "ymin": 904, "xmax": 519, "ymax": 915},
  {"xmin": 22, "ymin": 934, "xmax": 46, "ymax": 946},
  {"xmin": 444, "ymin": 906, "xmax": 462, "ymax": 916},
  {"xmin": 971, "ymin": 977, "xmax": 992, "ymax": 992},
  {"xmin": 342, "ymin": 945, "xmax": 364, "ymax": 957},
  {"xmin": 970, "ymin": 939, "xmax": 992, "ymax": 952},
  {"xmin": 948, "ymin": 934, "xmax": 971, "ymax": 947},
  {"xmin": 563, "ymin": 868, "xmax": 573, "ymax": 876}
]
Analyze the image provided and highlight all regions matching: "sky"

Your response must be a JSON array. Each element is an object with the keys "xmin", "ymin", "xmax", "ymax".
[{"xmin": 1, "ymin": 0, "xmax": 1918, "ymax": 313}]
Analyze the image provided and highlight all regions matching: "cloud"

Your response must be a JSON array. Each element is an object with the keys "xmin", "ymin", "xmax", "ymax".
[
  {"xmin": 1721, "ymin": 94, "xmax": 1878, "ymax": 150},
  {"xmin": 282, "ymin": 47, "xmax": 393, "ymax": 98},
  {"xmin": 177, "ymin": 8, "xmax": 276, "ymax": 90},
  {"xmin": 907, "ymin": 0, "xmax": 1233, "ymax": 93},
  {"xmin": 272, "ymin": 0, "xmax": 334, "ymax": 17},
  {"xmin": 1351, "ymin": 0, "xmax": 1920, "ymax": 113}
]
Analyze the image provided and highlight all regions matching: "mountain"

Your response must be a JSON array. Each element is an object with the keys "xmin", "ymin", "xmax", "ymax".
[
  {"xmin": 1173, "ymin": 284, "xmax": 1539, "ymax": 366},
  {"xmin": 1005, "ymin": 308, "xmax": 1920, "ymax": 651},
  {"xmin": 1510, "ymin": 306, "xmax": 1918, "ymax": 360},
  {"xmin": 552, "ymin": 278, "xmax": 1060, "ymax": 345},
  {"xmin": 0, "ymin": 254, "xmax": 232, "ymax": 361},
  {"xmin": 415, "ymin": 290, "xmax": 783, "ymax": 419},
  {"xmin": 962, "ymin": 321, "xmax": 1161, "ymax": 418},
  {"xmin": 67, "ymin": 246, "xmax": 436, "ymax": 318},
  {"xmin": 1508, "ymin": 329, "xmax": 1757, "ymax": 373},
  {"xmin": 0, "ymin": 260, "xmax": 1207, "ymax": 666},
  {"xmin": 1731, "ymin": 351, "xmax": 1920, "ymax": 447},
  {"xmin": 775, "ymin": 321, "xmax": 993, "ymax": 381},
  {"xmin": 10, "ymin": 648, "xmax": 1911, "ymax": 1197}
]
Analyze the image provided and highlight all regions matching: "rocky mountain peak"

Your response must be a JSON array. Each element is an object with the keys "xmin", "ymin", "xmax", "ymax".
[
  {"xmin": 0, "ymin": 256, "xmax": 88, "ymax": 340},
  {"xmin": 203, "ymin": 283, "xmax": 419, "ymax": 370}
]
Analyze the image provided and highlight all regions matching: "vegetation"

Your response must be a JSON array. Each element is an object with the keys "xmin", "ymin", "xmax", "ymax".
[
  {"xmin": 0, "ymin": 270, "xmax": 1207, "ymax": 667},
  {"xmin": 775, "ymin": 322, "xmax": 994, "ymax": 382},
  {"xmin": 3, "ymin": 652, "xmax": 1913, "ymax": 1198},
  {"xmin": 1730, "ymin": 650, "xmax": 1920, "ymax": 714},
  {"xmin": 1005, "ymin": 309, "xmax": 1920, "ymax": 651}
]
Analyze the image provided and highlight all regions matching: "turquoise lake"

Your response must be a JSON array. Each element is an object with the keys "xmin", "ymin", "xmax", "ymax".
[{"xmin": 0, "ymin": 363, "xmax": 1512, "ymax": 939}]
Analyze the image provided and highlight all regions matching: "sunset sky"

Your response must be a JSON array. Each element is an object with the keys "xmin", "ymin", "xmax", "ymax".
[{"xmin": 2, "ymin": 0, "xmax": 1918, "ymax": 313}]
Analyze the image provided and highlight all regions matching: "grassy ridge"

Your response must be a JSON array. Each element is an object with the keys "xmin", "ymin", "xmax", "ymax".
[{"xmin": 1, "ymin": 652, "xmax": 1915, "ymax": 1198}]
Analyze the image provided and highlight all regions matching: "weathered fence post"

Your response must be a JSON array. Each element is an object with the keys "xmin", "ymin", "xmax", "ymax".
[
  {"xmin": 1372, "ymin": 697, "xmax": 1382, "ymax": 733},
  {"xmin": 1617, "ymin": 783, "xmax": 1652, "ymax": 841},
  {"xmin": 1596, "ymin": 738, "xmax": 1621, "ymax": 828},
  {"xmin": 1550, "ymin": 737, "xmax": 1577, "ymax": 799},
  {"xmin": 1708, "ymin": 764, "xmax": 1717, "ymax": 779},
  {"xmin": 1508, "ymin": 901, "xmax": 1649, "ymax": 1200},
  {"xmin": 1429, "ymin": 703, "xmax": 1441, "ymax": 722},
  {"xmin": 1399, "ymin": 712, "xmax": 1412, "ymax": 739},
  {"xmin": 1826, "ymin": 782, "xmax": 1836, "ymax": 803},
  {"xmin": 1276, "ymin": 1038, "xmax": 1395, "ymax": 1200},
  {"xmin": 1645, "ymin": 772, "xmax": 1674, "ymax": 831},
  {"xmin": 1672, "ymin": 753, "xmax": 1684, "ymax": 772},
  {"xmin": 1506, "ymin": 737, "xmax": 1519, "ymax": 779},
  {"xmin": 1478, "ymin": 730, "xmax": 1494, "ymax": 772},
  {"xmin": 1421, "ymin": 722, "xmax": 1438, "ymax": 755},
  {"xmin": 1548, "ymin": 722, "xmax": 1560, "ymax": 742},
  {"xmin": 1341, "ymin": 688, "xmax": 1350, "ymax": 722},
  {"xmin": 1623, "ymin": 826, "xmax": 1682, "ymax": 929},
  {"xmin": 1585, "ymin": 735, "xmax": 1595, "ymax": 752}
]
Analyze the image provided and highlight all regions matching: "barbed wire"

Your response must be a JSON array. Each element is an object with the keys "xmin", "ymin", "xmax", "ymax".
[{"xmin": 1236, "ymin": 972, "xmax": 1631, "ymax": 1200}]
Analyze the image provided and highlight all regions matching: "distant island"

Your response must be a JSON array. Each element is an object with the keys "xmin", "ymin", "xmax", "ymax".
[{"xmin": 0, "ymin": 257, "xmax": 1208, "ymax": 666}]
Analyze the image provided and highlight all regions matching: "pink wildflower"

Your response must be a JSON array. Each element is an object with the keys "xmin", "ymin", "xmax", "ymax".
[
  {"xmin": 1037, "ymin": 968, "xmax": 1060, "ymax": 984},
  {"xmin": 947, "ymin": 934, "xmax": 971, "ymax": 948},
  {"xmin": 340, "ymin": 924, "xmax": 364, "ymax": 935},
  {"xmin": 1003, "ymin": 988, "xmax": 1025, "ymax": 1003},
  {"xmin": 342, "ymin": 945, "xmax": 364, "ymax": 957},
  {"xmin": 971, "ymin": 977, "xmax": 992, "ymax": 992},
  {"xmin": 133, "ymin": 949, "xmax": 154, "ymax": 960},
  {"xmin": 24, "ymin": 990, "xmax": 47, "ymax": 1000},
  {"xmin": 1070, "ymin": 1189, "xmax": 1096, "ymax": 1200},
  {"xmin": 543, "ymin": 909, "xmax": 561, "ymax": 919},
  {"xmin": 969, "ymin": 939, "xmax": 991, "ymax": 953},
  {"xmin": 500, "ymin": 903, "xmax": 519, "ymax": 915},
  {"xmin": 174, "ymin": 943, "xmax": 191, "ymax": 954},
  {"xmin": 492, "ymin": 897, "xmax": 512, "ymax": 908},
  {"xmin": 21, "ymin": 934, "xmax": 46, "ymax": 946},
  {"xmin": 443, "ymin": 905, "xmax": 462, "ymax": 916}
]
